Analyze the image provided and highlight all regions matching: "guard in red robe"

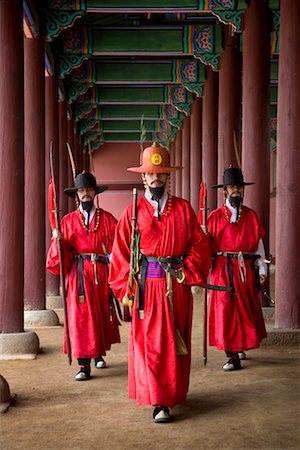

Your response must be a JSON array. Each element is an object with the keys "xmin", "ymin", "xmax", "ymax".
[
  {"xmin": 47, "ymin": 172, "xmax": 120, "ymax": 381},
  {"xmin": 207, "ymin": 168, "xmax": 267, "ymax": 372},
  {"xmin": 109, "ymin": 143, "xmax": 211, "ymax": 423}
]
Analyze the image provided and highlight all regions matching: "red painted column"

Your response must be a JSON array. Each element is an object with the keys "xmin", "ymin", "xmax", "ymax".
[
  {"xmin": 67, "ymin": 109, "xmax": 75, "ymax": 212},
  {"xmin": 24, "ymin": 35, "xmax": 46, "ymax": 310},
  {"xmin": 174, "ymin": 130, "xmax": 182, "ymax": 197},
  {"xmin": 202, "ymin": 68, "xmax": 218, "ymax": 214},
  {"xmin": 190, "ymin": 97, "xmax": 202, "ymax": 214},
  {"xmin": 275, "ymin": 0, "xmax": 300, "ymax": 328},
  {"xmin": 74, "ymin": 122, "xmax": 80, "ymax": 172},
  {"xmin": 169, "ymin": 141, "xmax": 176, "ymax": 195},
  {"xmin": 181, "ymin": 116, "xmax": 191, "ymax": 201},
  {"xmin": 59, "ymin": 98, "xmax": 68, "ymax": 219},
  {"xmin": 218, "ymin": 28, "xmax": 241, "ymax": 204},
  {"xmin": 0, "ymin": 0, "xmax": 24, "ymax": 332},
  {"xmin": 242, "ymin": 0, "xmax": 271, "ymax": 292},
  {"xmin": 45, "ymin": 69, "xmax": 59, "ymax": 296}
]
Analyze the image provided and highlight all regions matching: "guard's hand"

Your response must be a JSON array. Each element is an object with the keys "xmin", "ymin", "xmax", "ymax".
[
  {"xmin": 52, "ymin": 228, "xmax": 62, "ymax": 240},
  {"xmin": 259, "ymin": 274, "xmax": 267, "ymax": 285},
  {"xmin": 176, "ymin": 269, "xmax": 186, "ymax": 284}
]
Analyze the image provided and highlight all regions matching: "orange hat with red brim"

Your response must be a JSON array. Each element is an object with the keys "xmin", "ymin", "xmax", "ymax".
[{"xmin": 127, "ymin": 142, "xmax": 181, "ymax": 173}]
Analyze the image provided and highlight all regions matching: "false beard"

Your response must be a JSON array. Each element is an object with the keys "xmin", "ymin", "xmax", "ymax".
[
  {"xmin": 229, "ymin": 195, "xmax": 242, "ymax": 210},
  {"xmin": 149, "ymin": 186, "xmax": 165, "ymax": 202},
  {"xmin": 81, "ymin": 200, "xmax": 94, "ymax": 213}
]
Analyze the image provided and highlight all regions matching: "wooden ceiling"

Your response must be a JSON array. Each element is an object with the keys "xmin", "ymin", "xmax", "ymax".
[{"xmin": 24, "ymin": 0, "xmax": 280, "ymax": 151}]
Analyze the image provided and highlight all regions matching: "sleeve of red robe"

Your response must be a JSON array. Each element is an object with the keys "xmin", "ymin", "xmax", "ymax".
[
  {"xmin": 179, "ymin": 200, "xmax": 211, "ymax": 287},
  {"xmin": 109, "ymin": 205, "xmax": 133, "ymax": 302},
  {"xmin": 46, "ymin": 216, "xmax": 76, "ymax": 275}
]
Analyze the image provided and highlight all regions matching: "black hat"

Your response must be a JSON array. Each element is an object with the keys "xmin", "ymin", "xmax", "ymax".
[
  {"xmin": 64, "ymin": 172, "xmax": 108, "ymax": 197},
  {"xmin": 211, "ymin": 167, "xmax": 254, "ymax": 188}
]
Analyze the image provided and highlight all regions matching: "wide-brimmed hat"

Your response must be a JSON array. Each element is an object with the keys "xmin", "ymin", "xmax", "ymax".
[
  {"xmin": 211, "ymin": 167, "xmax": 254, "ymax": 188},
  {"xmin": 127, "ymin": 142, "xmax": 181, "ymax": 173},
  {"xmin": 64, "ymin": 172, "xmax": 108, "ymax": 197}
]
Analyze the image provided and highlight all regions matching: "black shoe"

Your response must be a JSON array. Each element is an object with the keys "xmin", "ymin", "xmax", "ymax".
[
  {"xmin": 238, "ymin": 351, "xmax": 247, "ymax": 360},
  {"xmin": 75, "ymin": 365, "xmax": 91, "ymax": 381},
  {"xmin": 94, "ymin": 357, "xmax": 107, "ymax": 369},
  {"xmin": 153, "ymin": 406, "xmax": 172, "ymax": 423},
  {"xmin": 223, "ymin": 357, "xmax": 241, "ymax": 372}
]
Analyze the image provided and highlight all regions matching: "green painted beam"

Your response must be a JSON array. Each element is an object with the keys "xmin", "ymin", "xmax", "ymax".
[
  {"xmin": 93, "ymin": 60, "xmax": 205, "ymax": 84},
  {"xmin": 75, "ymin": 85, "xmax": 194, "ymax": 105},
  {"xmin": 270, "ymin": 85, "xmax": 278, "ymax": 104},
  {"xmin": 102, "ymin": 120, "xmax": 156, "ymax": 132},
  {"xmin": 270, "ymin": 60, "xmax": 278, "ymax": 82},
  {"xmin": 93, "ymin": 28, "xmax": 186, "ymax": 54},
  {"xmin": 103, "ymin": 132, "xmax": 155, "ymax": 142},
  {"xmin": 87, "ymin": 0, "xmax": 200, "ymax": 8},
  {"xmin": 100, "ymin": 105, "xmax": 164, "ymax": 119},
  {"xmin": 98, "ymin": 86, "xmax": 169, "ymax": 103}
]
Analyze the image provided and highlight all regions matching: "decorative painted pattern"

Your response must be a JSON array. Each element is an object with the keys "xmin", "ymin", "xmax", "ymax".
[
  {"xmin": 172, "ymin": 60, "xmax": 198, "ymax": 82},
  {"xmin": 63, "ymin": 27, "xmax": 93, "ymax": 53},
  {"xmin": 74, "ymin": 103, "xmax": 96, "ymax": 121},
  {"xmin": 183, "ymin": 25, "xmax": 221, "ymax": 70},
  {"xmin": 76, "ymin": 86, "xmax": 97, "ymax": 103},
  {"xmin": 60, "ymin": 53, "xmax": 91, "ymax": 78},
  {"xmin": 69, "ymin": 60, "xmax": 94, "ymax": 83},
  {"xmin": 51, "ymin": 0, "xmax": 86, "ymax": 9},
  {"xmin": 45, "ymin": 10, "xmax": 85, "ymax": 41},
  {"xmin": 271, "ymin": 31, "xmax": 279, "ymax": 55},
  {"xmin": 68, "ymin": 83, "xmax": 94, "ymax": 103},
  {"xmin": 211, "ymin": 10, "xmax": 244, "ymax": 31},
  {"xmin": 164, "ymin": 85, "xmax": 187, "ymax": 104}
]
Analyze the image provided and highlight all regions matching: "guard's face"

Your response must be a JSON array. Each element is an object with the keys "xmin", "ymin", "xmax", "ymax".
[
  {"xmin": 77, "ymin": 187, "xmax": 96, "ymax": 203},
  {"xmin": 225, "ymin": 184, "xmax": 244, "ymax": 198},
  {"xmin": 143, "ymin": 172, "xmax": 168, "ymax": 188}
]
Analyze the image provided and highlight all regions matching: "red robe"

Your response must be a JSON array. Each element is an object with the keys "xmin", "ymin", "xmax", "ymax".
[
  {"xmin": 46, "ymin": 208, "xmax": 120, "ymax": 359},
  {"xmin": 207, "ymin": 205, "xmax": 267, "ymax": 352},
  {"xmin": 109, "ymin": 195, "xmax": 211, "ymax": 408}
]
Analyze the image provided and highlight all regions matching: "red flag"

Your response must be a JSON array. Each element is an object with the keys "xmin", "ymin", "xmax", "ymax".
[
  {"xmin": 48, "ymin": 178, "xmax": 56, "ymax": 231},
  {"xmin": 197, "ymin": 181, "xmax": 206, "ymax": 225}
]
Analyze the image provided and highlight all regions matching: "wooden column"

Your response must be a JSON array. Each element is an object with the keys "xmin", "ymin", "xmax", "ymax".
[
  {"xmin": 275, "ymin": 0, "xmax": 300, "ymax": 328},
  {"xmin": 45, "ymin": 69, "xmax": 59, "ymax": 296},
  {"xmin": 169, "ymin": 141, "xmax": 176, "ymax": 195},
  {"xmin": 0, "ymin": 0, "xmax": 24, "ymax": 332},
  {"xmin": 190, "ymin": 97, "xmax": 202, "ymax": 214},
  {"xmin": 202, "ymin": 68, "xmax": 218, "ymax": 213},
  {"xmin": 59, "ymin": 99, "xmax": 68, "ymax": 219},
  {"xmin": 242, "ymin": 0, "xmax": 271, "ymax": 306},
  {"xmin": 218, "ymin": 28, "xmax": 241, "ymax": 204},
  {"xmin": 174, "ymin": 130, "xmax": 183, "ymax": 197},
  {"xmin": 24, "ymin": 35, "xmax": 46, "ymax": 310},
  {"xmin": 74, "ymin": 122, "xmax": 80, "ymax": 172},
  {"xmin": 181, "ymin": 116, "xmax": 191, "ymax": 201},
  {"xmin": 67, "ymin": 110, "xmax": 75, "ymax": 211}
]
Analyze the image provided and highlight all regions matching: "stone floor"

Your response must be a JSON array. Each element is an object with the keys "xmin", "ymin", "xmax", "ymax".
[{"xmin": 0, "ymin": 291, "xmax": 299, "ymax": 450}]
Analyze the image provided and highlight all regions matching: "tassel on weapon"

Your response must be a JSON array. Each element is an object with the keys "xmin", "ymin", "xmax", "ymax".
[
  {"xmin": 49, "ymin": 142, "xmax": 72, "ymax": 365},
  {"xmin": 122, "ymin": 187, "xmax": 138, "ymax": 322}
]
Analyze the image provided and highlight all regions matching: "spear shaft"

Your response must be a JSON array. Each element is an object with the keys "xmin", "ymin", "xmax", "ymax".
[
  {"xmin": 202, "ymin": 184, "xmax": 208, "ymax": 366},
  {"xmin": 50, "ymin": 143, "xmax": 72, "ymax": 365}
]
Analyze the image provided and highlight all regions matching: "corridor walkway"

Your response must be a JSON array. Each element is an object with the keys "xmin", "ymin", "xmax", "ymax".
[{"xmin": 0, "ymin": 292, "xmax": 299, "ymax": 450}]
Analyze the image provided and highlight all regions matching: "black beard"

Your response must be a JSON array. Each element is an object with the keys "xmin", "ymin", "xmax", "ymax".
[
  {"xmin": 149, "ymin": 186, "xmax": 165, "ymax": 202},
  {"xmin": 81, "ymin": 201, "xmax": 94, "ymax": 213},
  {"xmin": 229, "ymin": 195, "xmax": 242, "ymax": 209}
]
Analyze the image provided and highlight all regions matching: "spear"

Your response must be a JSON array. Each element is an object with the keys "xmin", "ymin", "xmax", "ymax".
[
  {"xmin": 49, "ymin": 142, "xmax": 72, "ymax": 365},
  {"xmin": 198, "ymin": 181, "xmax": 208, "ymax": 365}
]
